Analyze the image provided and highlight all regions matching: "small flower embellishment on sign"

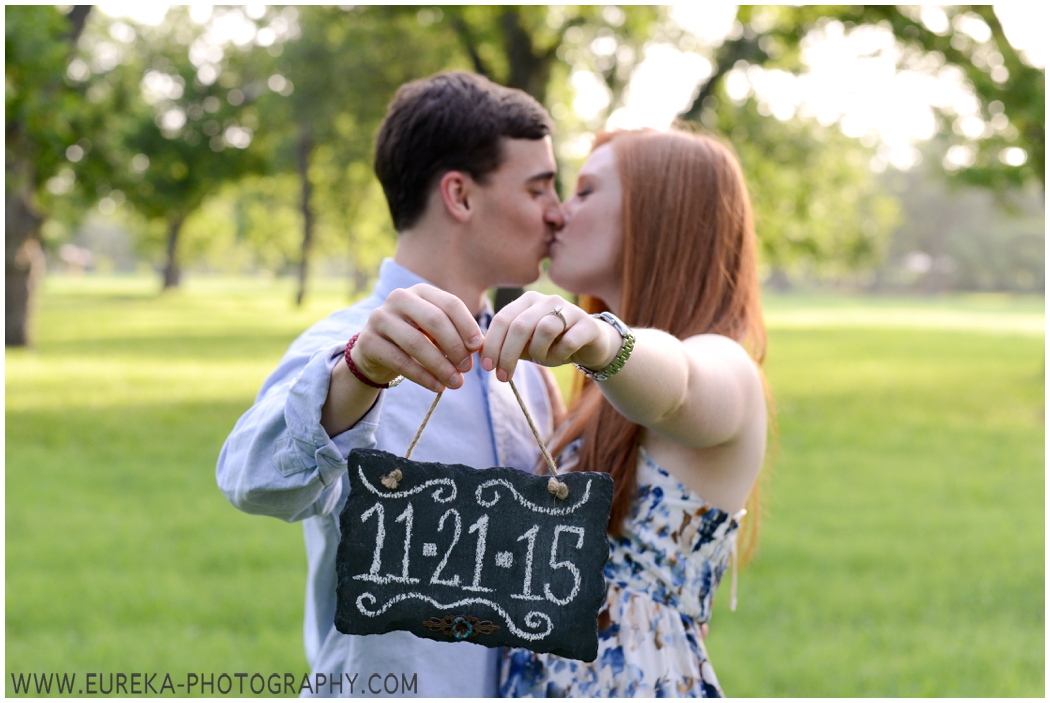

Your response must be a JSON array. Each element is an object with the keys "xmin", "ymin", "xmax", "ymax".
[{"xmin": 423, "ymin": 614, "xmax": 500, "ymax": 641}]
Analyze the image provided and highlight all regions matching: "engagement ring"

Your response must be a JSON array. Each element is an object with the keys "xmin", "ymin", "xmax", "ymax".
[{"xmin": 546, "ymin": 305, "xmax": 568, "ymax": 333}]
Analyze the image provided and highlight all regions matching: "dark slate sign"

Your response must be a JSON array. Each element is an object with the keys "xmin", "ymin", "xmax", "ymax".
[{"xmin": 335, "ymin": 448, "xmax": 614, "ymax": 662}]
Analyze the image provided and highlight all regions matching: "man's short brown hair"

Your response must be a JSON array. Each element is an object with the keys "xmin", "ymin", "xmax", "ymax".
[{"xmin": 374, "ymin": 71, "xmax": 553, "ymax": 232}]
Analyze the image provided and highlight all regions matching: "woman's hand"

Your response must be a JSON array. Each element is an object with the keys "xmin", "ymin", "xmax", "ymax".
[{"xmin": 479, "ymin": 292, "xmax": 621, "ymax": 382}]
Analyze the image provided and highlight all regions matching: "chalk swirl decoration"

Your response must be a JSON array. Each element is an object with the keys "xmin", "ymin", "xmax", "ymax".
[
  {"xmin": 356, "ymin": 592, "xmax": 553, "ymax": 642},
  {"xmin": 357, "ymin": 465, "xmax": 456, "ymax": 503},
  {"xmin": 475, "ymin": 478, "xmax": 592, "ymax": 516}
]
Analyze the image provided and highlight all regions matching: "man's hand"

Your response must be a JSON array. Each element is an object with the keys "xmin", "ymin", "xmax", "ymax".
[
  {"xmin": 321, "ymin": 285, "xmax": 483, "ymax": 438},
  {"xmin": 352, "ymin": 284, "xmax": 483, "ymax": 393}
]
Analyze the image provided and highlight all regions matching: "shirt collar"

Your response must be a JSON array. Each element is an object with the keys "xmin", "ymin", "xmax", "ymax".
[
  {"xmin": 373, "ymin": 258, "xmax": 429, "ymax": 300},
  {"xmin": 373, "ymin": 258, "xmax": 494, "ymax": 332}
]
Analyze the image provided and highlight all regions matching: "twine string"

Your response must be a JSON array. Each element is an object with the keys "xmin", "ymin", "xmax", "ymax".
[
  {"xmin": 403, "ymin": 391, "xmax": 444, "ymax": 460},
  {"xmin": 507, "ymin": 379, "xmax": 560, "ymax": 478},
  {"xmin": 403, "ymin": 377, "xmax": 568, "ymax": 498}
]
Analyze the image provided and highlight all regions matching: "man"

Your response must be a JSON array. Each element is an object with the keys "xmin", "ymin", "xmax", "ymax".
[{"xmin": 216, "ymin": 72, "xmax": 565, "ymax": 697}]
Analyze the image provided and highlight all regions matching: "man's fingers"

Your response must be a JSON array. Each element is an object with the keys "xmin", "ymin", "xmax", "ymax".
[
  {"xmin": 412, "ymin": 285, "xmax": 484, "ymax": 362},
  {"xmin": 357, "ymin": 335, "xmax": 446, "ymax": 393},
  {"xmin": 383, "ymin": 318, "xmax": 466, "ymax": 390},
  {"xmin": 385, "ymin": 286, "xmax": 480, "ymax": 373},
  {"xmin": 362, "ymin": 311, "xmax": 464, "ymax": 391}
]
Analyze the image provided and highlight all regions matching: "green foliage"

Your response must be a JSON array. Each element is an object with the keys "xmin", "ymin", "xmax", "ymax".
[
  {"xmin": 4, "ymin": 6, "xmax": 87, "ymax": 193},
  {"xmin": 6, "ymin": 277, "xmax": 1043, "ymax": 696},
  {"xmin": 173, "ymin": 168, "xmax": 397, "ymax": 288},
  {"xmin": 71, "ymin": 8, "xmax": 273, "ymax": 225},
  {"xmin": 178, "ymin": 175, "xmax": 303, "ymax": 274},
  {"xmin": 684, "ymin": 5, "xmax": 1044, "ymax": 189},
  {"xmin": 853, "ymin": 5, "xmax": 1044, "ymax": 189},
  {"xmin": 440, "ymin": 5, "xmax": 663, "ymax": 105},
  {"xmin": 698, "ymin": 96, "xmax": 899, "ymax": 275},
  {"xmin": 277, "ymin": 7, "xmax": 465, "ymax": 149}
]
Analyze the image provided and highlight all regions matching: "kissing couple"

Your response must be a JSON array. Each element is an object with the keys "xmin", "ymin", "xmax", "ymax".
[{"xmin": 218, "ymin": 71, "xmax": 770, "ymax": 698}]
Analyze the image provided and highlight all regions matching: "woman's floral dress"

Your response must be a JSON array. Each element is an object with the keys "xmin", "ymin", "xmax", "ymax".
[{"xmin": 500, "ymin": 446, "xmax": 744, "ymax": 697}]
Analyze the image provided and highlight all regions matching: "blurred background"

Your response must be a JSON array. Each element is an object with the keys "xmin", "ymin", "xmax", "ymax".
[{"xmin": 6, "ymin": 4, "xmax": 1044, "ymax": 697}]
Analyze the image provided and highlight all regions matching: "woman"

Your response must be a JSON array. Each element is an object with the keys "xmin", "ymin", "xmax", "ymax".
[{"xmin": 479, "ymin": 128, "xmax": 770, "ymax": 697}]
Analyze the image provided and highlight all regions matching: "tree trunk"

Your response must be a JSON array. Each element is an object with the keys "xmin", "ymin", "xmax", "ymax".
[
  {"xmin": 679, "ymin": 34, "xmax": 767, "ymax": 122},
  {"xmin": 296, "ymin": 123, "xmax": 315, "ymax": 307},
  {"xmin": 162, "ymin": 215, "xmax": 185, "ymax": 290},
  {"xmin": 500, "ymin": 8, "xmax": 550, "ymax": 102},
  {"xmin": 5, "ymin": 189, "xmax": 46, "ymax": 347},
  {"xmin": 65, "ymin": 6, "xmax": 92, "ymax": 43},
  {"xmin": 4, "ymin": 7, "xmax": 91, "ymax": 347}
]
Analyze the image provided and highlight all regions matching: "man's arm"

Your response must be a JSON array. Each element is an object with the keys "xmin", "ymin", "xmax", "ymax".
[
  {"xmin": 320, "ymin": 284, "xmax": 483, "ymax": 437},
  {"xmin": 217, "ymin": 284, "xmax": 484, "ymax": 522},
  {"xmin": 216, "ymin": 318, "xmax": 381, "ymax": 522}
]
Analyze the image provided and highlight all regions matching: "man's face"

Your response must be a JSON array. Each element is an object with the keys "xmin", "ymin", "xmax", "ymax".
[{"xmin": 466, "ymin": 136, "xmax": 563, "ymax": 288}]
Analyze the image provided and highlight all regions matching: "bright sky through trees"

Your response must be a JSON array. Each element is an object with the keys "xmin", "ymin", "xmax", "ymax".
[
  {"xmin": 603, "ymin": 3, "xmax": 1044, "ymax": 171},
  {"xmin": 96, "ymin": 2, "xmax": 1044, "ymax": 175}
]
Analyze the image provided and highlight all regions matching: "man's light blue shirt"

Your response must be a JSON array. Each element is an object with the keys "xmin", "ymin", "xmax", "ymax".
[{"xmin": 216, "ymin": 259, "xmax": 553, "ymax": 697}]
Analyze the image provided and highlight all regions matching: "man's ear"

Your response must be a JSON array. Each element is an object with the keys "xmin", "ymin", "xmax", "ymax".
[{"xmin": 438, "ymin": 170, "xmax": 474, "ymax": 223}]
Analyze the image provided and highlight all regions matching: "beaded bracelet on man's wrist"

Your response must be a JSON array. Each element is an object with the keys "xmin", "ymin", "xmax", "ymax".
[{"xmin": 344, "ymin": 333, "xmax": 404, "ymax": 389}]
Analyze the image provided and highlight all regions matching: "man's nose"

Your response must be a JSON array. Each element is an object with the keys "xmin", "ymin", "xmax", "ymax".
[{"xmin": 545, "ymin": 199, "xmax": 566, "ymax": 229}]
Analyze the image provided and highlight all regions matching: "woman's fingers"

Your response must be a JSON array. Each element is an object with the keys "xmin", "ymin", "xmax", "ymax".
[
  {"xmin": 480, "ymin": 291, "xmax": 546, "ymax": 378},
  {"xmin": 482, "ymin": 294, "xmax": 596, "ymax": 381},
  {"xmin": 525, "ymin": 312, "xmax": 573, "ymax": 364}
]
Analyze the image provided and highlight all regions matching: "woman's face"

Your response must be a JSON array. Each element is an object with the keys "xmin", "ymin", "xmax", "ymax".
[{"xmin": 548, "ymin": 143, "xmax": 623, "ymax": 310}]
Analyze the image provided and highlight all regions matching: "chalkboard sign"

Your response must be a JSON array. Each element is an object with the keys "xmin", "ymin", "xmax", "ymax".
[{"xmin": 335, "ymin": 448, "xmax": 614, "ymax": 662}]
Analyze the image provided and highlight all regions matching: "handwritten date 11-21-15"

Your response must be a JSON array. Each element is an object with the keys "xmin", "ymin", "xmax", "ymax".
[{"xmin": 334, "ymin": 448, "xmax": 614, "ymax": 662}]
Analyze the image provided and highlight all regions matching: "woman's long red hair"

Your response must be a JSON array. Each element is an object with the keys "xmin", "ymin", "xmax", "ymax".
[{"xmin": 548, "ymin": 128, "xmax": 772, "ymax": 561}]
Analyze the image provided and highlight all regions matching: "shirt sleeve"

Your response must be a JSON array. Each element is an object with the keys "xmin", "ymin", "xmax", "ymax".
[{"xmin": 216, "ymin": 320, "xmax": 382, "ymax": 523}]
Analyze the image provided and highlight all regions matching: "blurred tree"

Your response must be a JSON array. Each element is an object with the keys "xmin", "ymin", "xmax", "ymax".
[
  {"xmin": 5, "ymin": 5, "xmax": 92, "ymax": 346},
  {"xmin": 680, "ymin": 5, "xmax": 1044, "ymax": 189},
  {"xmin": 875, "ymin": 160, "xmax": 1043, "ymax": 293},
  {"xmin": 698, "ymin": 94, "xmax": 899, "ymax": 279},
  {"xmin": 266, "ymin": 6, "xmax": 463, "ymax": 305},
  {"xmin": 70, "ymin": 6, "xmax": 274, "ymax": 289},
  {"xmin": 442, "ymin": 5, "xmax": 661, "ymax": 108}
]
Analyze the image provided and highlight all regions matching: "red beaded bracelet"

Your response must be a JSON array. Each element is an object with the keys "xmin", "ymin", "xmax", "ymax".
[{"xmin": 344, "ymin": 333, "xmax": 403, "ymax": 389}]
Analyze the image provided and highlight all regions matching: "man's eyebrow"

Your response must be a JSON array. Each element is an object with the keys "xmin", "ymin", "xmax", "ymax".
[{"xmin": 526, "ymin": 170, "xmax": 556, "ymax": 183}]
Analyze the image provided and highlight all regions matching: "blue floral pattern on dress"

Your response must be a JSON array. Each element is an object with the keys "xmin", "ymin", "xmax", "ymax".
[{"xmin": 500, "ymin": 446, "xmax": 742, "ymax": 697}]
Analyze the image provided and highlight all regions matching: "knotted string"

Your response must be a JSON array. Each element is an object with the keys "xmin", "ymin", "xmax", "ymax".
[
  {"xmin": 508, "ymin": 379, "xmax": 568, "ymax": 500},
  {"xmin": 401, "ymin": 378, "xmax": 568, "ymax": 499}
]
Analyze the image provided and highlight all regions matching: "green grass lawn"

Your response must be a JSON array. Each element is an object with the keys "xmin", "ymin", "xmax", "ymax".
[{"xmin": 6, "ymin": 275, "xmax": 1044, "ymax": 696}]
